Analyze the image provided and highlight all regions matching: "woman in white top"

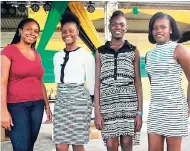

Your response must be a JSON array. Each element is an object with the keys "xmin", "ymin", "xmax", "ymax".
[{"xmin": 53, "ymin": 12, "xmax": 95, "ymax": 151}]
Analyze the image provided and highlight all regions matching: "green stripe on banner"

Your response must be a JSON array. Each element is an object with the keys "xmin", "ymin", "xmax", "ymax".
[
  {"xmin": 140, "ymin": 57, "xmax": 147, "ymax": 77},
  {"xmin": 42, "ymin": 50, "xmax": 57, "ymax": 83}
]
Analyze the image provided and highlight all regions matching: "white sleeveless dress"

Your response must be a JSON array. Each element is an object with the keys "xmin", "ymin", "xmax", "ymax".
[{"xmin": 146, "ymin": 41, "xmax": 188, "ymax": 137}]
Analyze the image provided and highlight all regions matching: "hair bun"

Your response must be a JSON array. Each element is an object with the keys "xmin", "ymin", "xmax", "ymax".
[{"xmin": 60, "ymin": 12, "xmax": 80, "ymax": 28}]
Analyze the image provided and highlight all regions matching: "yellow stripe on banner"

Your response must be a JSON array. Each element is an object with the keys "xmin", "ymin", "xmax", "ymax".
[
  {"xmin": 86, "ymin": 9, "xmax": 105, "ymax": 20},
  {"xmin": 28, "ymin": 7, "xmax": 48, "ymax": 30},
  {"xmin": 139, "ymin": 9, "xmax": 190, "ymax": 24},
  {"xmin": 28, "ymin": 7, "xmax": 190, "ymax": 30},
  {"xmin": 86, "ymin": 9, "xmax": 190, "ymax": 25},
  {"xmin": 28, "ymin": 7, "xmax": 61, "ymax": 31},
  {"xmin": 68, "ymin": 2, "xmax": 102, "ymax": 49},
  {"xmin": 86, "ymin": 8, "xmax": 132, "ymax": 21},
  {"xmin": 36, "ymin": 38, "xmax": 92, "ymax": 52}
]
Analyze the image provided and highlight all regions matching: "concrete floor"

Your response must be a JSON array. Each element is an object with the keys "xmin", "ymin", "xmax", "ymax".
[
  {"xmin": 1, "ymin": 123, "xmax": 190, "ymax": 151},
  {"xmin": 1, "ymin": 102, "xmax": 190, "ymax": 151}
]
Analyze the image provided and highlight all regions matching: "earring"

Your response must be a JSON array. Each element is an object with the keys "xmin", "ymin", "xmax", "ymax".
[{"xmin": 170, "ymin": 31, "xmax": 172, "ymax": 34}]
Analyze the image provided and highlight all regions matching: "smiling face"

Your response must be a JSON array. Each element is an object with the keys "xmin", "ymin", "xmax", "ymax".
[
  {"xmin": 61, "ymin": 22, "xmax": 78, "ymax": 45},
  {"xmin": 19, "ymin": 21, "xmax": 39, "ymax": 45},
  {"xmin": 152, "ymin": 17, "xmax": 172, "ymax": 45},
  {"xmin": 109, "ymin": 16, "xmax": 127, "ymax": 40}
]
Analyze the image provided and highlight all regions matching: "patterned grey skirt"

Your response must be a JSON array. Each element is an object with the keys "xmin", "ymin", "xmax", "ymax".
[
  {"xmin": 53, "ymin": 83, "xmax": 92, "ymax": 145},
  {"xmin": 100, "ymin": 83, "xmax": 140, "ymax": 145}
]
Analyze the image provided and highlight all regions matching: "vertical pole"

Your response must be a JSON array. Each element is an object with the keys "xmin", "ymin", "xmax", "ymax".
[{"xmin": 104, "ymin": 1, "xmax": 118, "ymax": 42}]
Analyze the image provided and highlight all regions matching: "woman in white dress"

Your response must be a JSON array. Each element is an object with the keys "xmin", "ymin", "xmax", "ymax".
[
  {"xmin": 146, "ymin": 12, "xmax": 190, "ymax": 151},
  {"xmin": 53, "ymin": 12, "xmax": 95, "ymax": 151}
]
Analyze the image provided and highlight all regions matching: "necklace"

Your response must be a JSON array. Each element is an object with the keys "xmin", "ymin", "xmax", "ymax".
[{"xmin": 110, "ymin": 42, "xmax": 124, "ymax": 47}]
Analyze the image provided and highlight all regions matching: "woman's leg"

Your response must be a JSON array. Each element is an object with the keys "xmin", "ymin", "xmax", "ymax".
[
  {"xmin": 120, "ymin": 135, "xmax": 132, "ymax": 151},
  {"xmin": 72, "ymin": 145, "xmax": 85, "ymax": 151},
  {"xmin": 106, "ymin": 137, "xmax": 119, "ymax": 151},
  {"xmin": 56, "ymin": 144, "xmax": 69, "ymax": 151},
  {"xmin": 30, "ymin": 100, "xmax": 44, "ymax": 149},
  {"xmin": 7, "ymin": 102, "xmax": 31, "ymax": 151},
  {"xmin": 148, "ymin": 133, "xmax": 165, "ymax": 151},
  {"xmin": 166, "ymin": 136, "xmax": 182, "ymax": 151}
]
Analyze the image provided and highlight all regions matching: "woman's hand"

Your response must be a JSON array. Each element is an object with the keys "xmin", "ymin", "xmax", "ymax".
[
  {"xmin": 135, "ymin": 114, "xmax": 142, "ymax": 132},
  {"xmin": 44, "ymin": 107, "xmax": 52, "ymax": 124},
  {"xmin": 95, "ymin": 113, "xmax": 104, "ymax": 130},
  {"xmin": 1, "ymin": 111, "xmax": 14, "ymax": 131}
]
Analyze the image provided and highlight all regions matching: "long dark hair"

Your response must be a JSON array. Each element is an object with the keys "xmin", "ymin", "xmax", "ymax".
[
  {"xmin": 178, "ymin": 31, "xmax": 190, "ymax": 43},
  {"xmin": 11, "ymin": 18, "xmax": 40, "ymax": 49}
]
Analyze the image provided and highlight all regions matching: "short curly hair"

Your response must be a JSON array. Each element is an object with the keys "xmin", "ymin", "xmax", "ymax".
[
  {"xmin": 60, "ymin": 12, "xmax": 80, "ymax": 28},
  {"xmin": 148, "ymin": 12, "xmax": 180, "ymax": 44}
]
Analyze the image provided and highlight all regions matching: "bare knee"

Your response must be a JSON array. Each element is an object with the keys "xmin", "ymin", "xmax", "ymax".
[
  {"xmin": 106, "ymin": 138, "xmax": 119, "ymax": 151},
  {"xmin": 166, "ymin": 136, "xmax": 182, "ymax": 151},
  {"xmin": 106, "ymin": 143, "xmax": 116, "ymax": 151},
  {"xmin": 107, "ymin": 145, "xmax": 117, "ymax": 151},
  {"xmin": 56, "ymin": 144, "xmax": 69, "ymax": 151},
  {"xmin": 120, "ymin": 136, "xmax": 132, "ymax": 151},
  {"xmin": 148, "ymin": 133, "xmax": 164, "ymax": 151},
  {"xmin": 72, "ymin": 145, "xmax": 85, "ymax": 151}
]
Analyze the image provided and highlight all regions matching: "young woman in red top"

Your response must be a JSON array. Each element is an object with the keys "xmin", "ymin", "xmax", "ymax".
[{"xmin": 1, "ymin": 18, "xmax": 52, "ymax": 151}]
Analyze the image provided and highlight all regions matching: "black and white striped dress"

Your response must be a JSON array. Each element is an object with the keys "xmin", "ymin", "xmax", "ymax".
[
  {"xmin": 98, "ymin": 41, "xmax": 140, "ymax": 145},
  {"xmin": 146, "ymin": 41, "xmax": 188, "ymax": 137},
  {"xmin": 53, "ymin": 47, "xmax": 95, "ymax": 144}
]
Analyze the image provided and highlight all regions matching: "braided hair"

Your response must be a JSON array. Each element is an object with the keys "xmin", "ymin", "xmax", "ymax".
[{"xmin": 11, "ymin": 18, "xmax": 40, "ymax": 49}]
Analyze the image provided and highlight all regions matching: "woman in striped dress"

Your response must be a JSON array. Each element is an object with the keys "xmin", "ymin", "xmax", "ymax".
[
  {"xmin": 94, "ymin": 10, "xmax": 143, "ymax": 151},
  {"xmin": 53, "ymin": 12, "xmax": 95, "ymax": 151},
  {"xmin": 146, "ymin": 12, "xmax": 190, "ymax": 151}
]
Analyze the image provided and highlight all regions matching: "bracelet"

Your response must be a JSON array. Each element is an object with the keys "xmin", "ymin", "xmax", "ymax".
[
  {"xmin": 136, "ymin": 111, "xmax": 143, "ymax": 116},
  {"xmin": 44, "ymin": 106, "xmax": 50, "ymax": 109}
]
